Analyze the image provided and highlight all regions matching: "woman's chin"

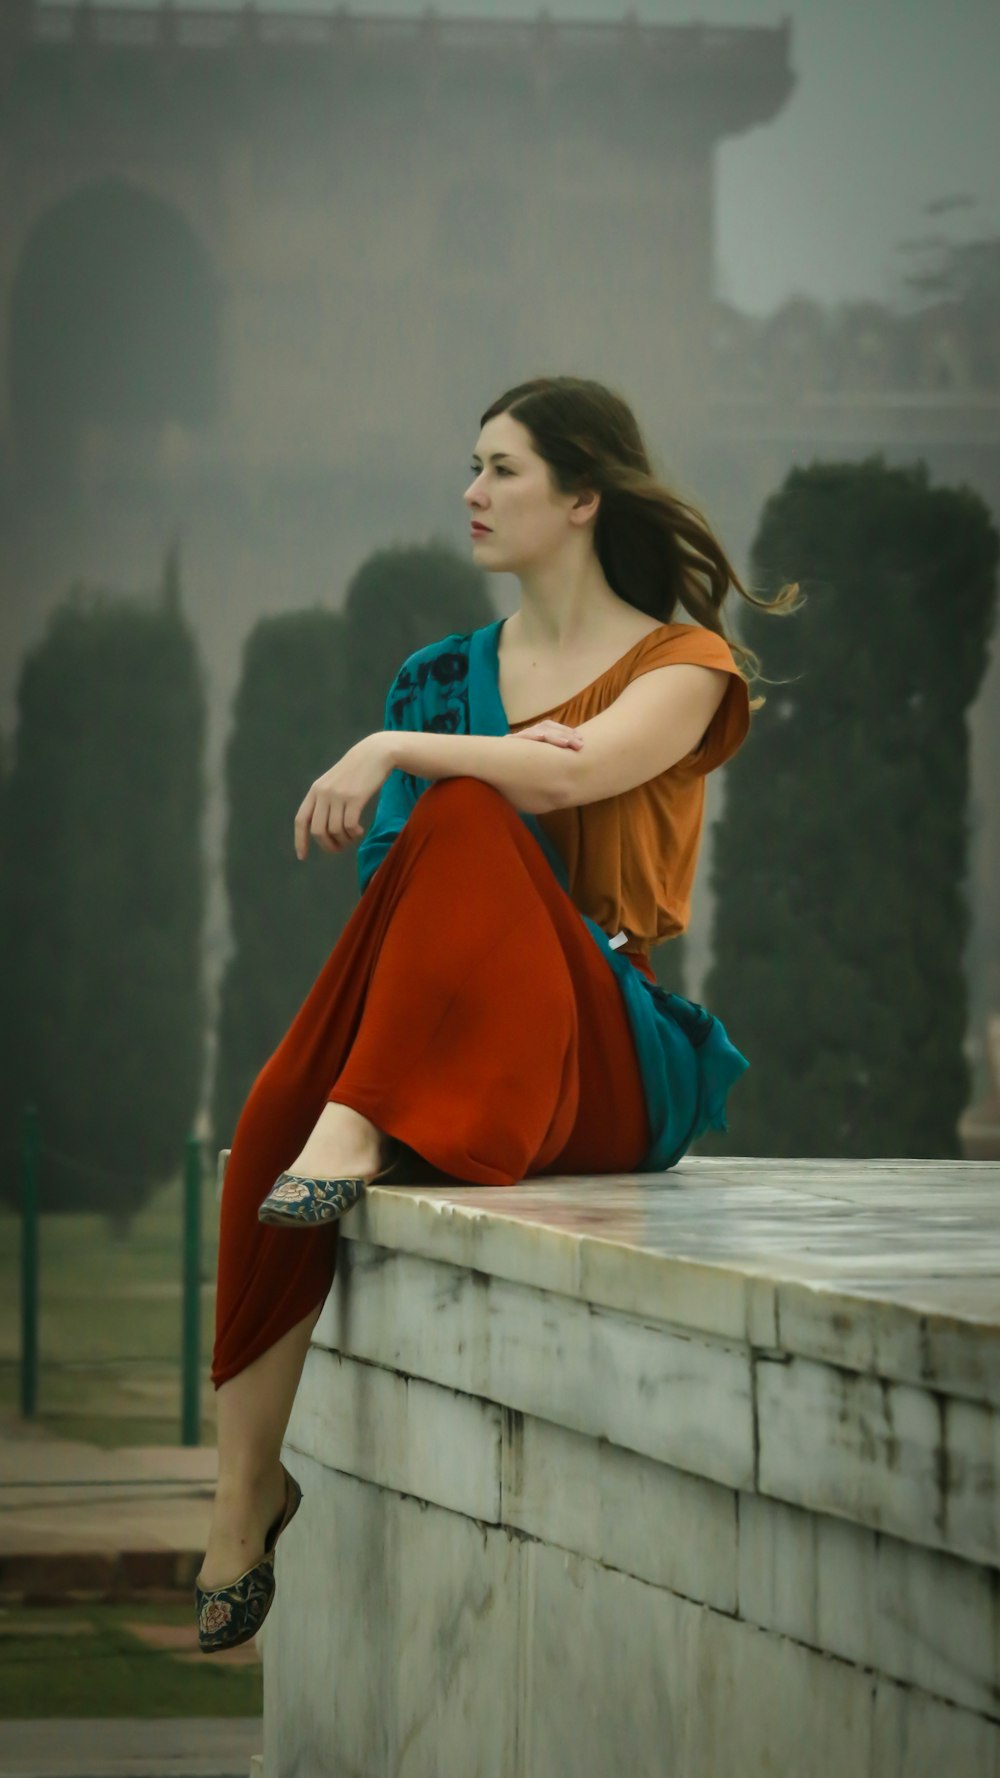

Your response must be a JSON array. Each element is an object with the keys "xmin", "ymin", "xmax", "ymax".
[{"xmin": 471, "ymin": 543, "xmax": 505, "ymax": 569}]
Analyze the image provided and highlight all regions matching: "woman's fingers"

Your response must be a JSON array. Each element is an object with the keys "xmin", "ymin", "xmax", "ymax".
[
  {"xmin": 338, "ymin": 803, "xmax": 365, "ymax": 845},
  {"xmin": 294, "ymin": 735, "xmax": 391, "ymax": 859},
  {"xmin": 295, "ymin": 788, "xmax": 318, "ymax": 859},
  {"xmin": 299, "ymin": 790, "xmax": 365, "ymax": 855},
  {"xmin": 507, "ymin": 720, "xmax": 584, "ymax": 747},
  {"xmin": 539, "ymin": 721, "xmax": 583, "ymax": 747},
  {"xmin": 308, "ymin": 794, "xmax": 337, "ymax": 853}
]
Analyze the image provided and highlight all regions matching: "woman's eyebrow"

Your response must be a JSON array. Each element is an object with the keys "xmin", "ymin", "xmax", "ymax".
[{"xmin": 471, "ymin": 451, "xmax": 519, "ymax": 463}]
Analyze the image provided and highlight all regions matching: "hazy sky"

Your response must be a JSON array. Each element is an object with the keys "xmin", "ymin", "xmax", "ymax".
[{"xmin": 44, "ymin": 0, "xmax": 999, "ymax": 316}]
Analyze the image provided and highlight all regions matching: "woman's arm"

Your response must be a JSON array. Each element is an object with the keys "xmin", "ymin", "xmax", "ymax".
[{"xmin": 388, "ymin": 731, "xmax": 566, "ymax": 816}]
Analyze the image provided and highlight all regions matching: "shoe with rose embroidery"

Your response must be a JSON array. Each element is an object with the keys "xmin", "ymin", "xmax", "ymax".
[
  {"xmin": 257, "ymin": 1139, "xmax": 401, "ymax": 1227},
  {"xmin": 195, "ymin": 1462, "xmax": 303, "ymax": 1654}
]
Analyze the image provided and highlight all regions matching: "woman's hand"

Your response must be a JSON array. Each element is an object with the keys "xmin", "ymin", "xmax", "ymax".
[
  {"xmin": 505, "ymin": 720, "xmax": 585, "ymax": 750},
  {"xmin": 294, "ymin": 733, "xmax": 395, "ymax": 859}
]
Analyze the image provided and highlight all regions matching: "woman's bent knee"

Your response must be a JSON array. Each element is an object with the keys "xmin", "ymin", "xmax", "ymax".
[{"xmin": 412, "ymin": 775, "xmax": 517, "ymax": 830}]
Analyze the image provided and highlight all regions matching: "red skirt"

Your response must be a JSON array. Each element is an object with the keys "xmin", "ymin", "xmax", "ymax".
[{"xmin": 211, "ymin": 776, "xmax": 652, "ymax": 1387}]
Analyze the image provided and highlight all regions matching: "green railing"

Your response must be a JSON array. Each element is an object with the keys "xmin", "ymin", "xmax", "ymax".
[{"xmin": 16, "ymin": 1105, "xmax": 205, "ymax": 1445}]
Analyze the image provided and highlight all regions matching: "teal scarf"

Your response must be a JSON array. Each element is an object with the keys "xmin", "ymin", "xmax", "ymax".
[{"xmin": 357, "ymin": 619, "xmax": 748, "ymax": 1172}]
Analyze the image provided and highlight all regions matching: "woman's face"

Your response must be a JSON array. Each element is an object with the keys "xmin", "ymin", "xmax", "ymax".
[{"xmin": 464, "ymin": 413, "xmax": 595, "ymax": 573}]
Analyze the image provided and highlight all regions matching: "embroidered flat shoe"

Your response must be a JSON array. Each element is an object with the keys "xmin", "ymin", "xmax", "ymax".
[
  {"xmin": 196, "ymin": 1462, "xmax": 303, "ymax": 1654},
  {"xmin": 258, "ymin": 1138, "xmax": 401, "ymax": 1228}
]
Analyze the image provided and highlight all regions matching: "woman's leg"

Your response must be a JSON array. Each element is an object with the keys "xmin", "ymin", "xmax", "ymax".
[
  {"xmin": 329, "ymin": 775, "xmax": 650, "ymax": 1180},
  {"xmin": 197, "ymin": 1301, "xmax": 323, "ymax": 1589},
  {"xmin": 203, "ymin": 775, "xmax": 649, "ymax": 1584}
]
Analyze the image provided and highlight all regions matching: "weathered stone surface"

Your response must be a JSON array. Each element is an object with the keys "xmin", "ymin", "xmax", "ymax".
[{"xmin": 260, "ymin": 1158, "xmax": 1000, "ymax": 1775}]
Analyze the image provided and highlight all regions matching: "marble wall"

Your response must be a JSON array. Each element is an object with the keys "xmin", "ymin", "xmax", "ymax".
[{"xmin": 258, "ymin": 1197, "xmax": 1000, "ymax": 1778}]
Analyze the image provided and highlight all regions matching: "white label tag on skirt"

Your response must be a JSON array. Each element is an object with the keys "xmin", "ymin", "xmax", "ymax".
[{"xmin": 609, "ymin": 930, "xmax": 629, "ymax": 950}]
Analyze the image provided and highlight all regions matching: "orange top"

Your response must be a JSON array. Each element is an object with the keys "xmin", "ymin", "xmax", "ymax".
[{"xmin": 507, "ymin": 623, "xmax": 751, "ymax": 957}]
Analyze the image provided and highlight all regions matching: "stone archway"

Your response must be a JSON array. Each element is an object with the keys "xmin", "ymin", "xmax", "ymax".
[{"xmin": 9, "ymin": 176, "xmax": 220, "ymax": 489}]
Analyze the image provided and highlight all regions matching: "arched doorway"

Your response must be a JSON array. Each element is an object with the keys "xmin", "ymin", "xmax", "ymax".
[{"xmin": 9, "ymin": 177, "xmax": 220, "ymax": 490}]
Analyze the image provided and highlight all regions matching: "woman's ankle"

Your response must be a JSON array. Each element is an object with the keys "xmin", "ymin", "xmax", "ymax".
[
  {"xmin": 201, "ymin": 1466, "xmax": 286, "ymax": 1572},
  {"xmin": 215, "ymin": 1454, "xmax": 283, "ymax": 1498},
  {"xmin": 212, "ymin": 1460, "xmax": 285, "ymax": 1527}
]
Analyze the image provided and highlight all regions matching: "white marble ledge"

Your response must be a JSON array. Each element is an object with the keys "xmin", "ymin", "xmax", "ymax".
[{"xmin": 339, "ymin": 1156, "xmax": 1000, "ymax": 1408}]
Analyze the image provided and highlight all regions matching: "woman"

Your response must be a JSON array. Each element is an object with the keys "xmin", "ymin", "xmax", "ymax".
[{"xmin": 195, "ymin": 375, "xmax": 800, "ymax": 1652}]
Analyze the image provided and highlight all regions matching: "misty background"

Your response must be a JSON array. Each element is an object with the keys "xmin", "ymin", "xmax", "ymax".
[{"xmin": 1, "ymin": 0, "xmax": 998, "ymax": 1158}]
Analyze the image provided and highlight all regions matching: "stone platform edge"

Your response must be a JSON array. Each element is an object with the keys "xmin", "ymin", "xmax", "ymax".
[
  {"xmin": 347, "ymin": 1170, "xmax": 1000, "ymax": 1411},
  {"xmin": 217, "ymin": 1149, "xmax": 1000, "ymax": 1409}
]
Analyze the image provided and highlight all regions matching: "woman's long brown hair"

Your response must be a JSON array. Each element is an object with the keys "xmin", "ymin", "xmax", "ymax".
[{"xmin": 480, "ymin": 375, "xmax": 803, "ymax": 710}]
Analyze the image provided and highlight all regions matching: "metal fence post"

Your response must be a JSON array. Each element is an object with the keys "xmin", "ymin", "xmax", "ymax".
[
  {"xmin": 181, "ymin": 1132, "xmax": 202, "ymax": 1446},
  {"xmin": 20, "ymin": 1103, "xmax": 40, "ymax": 1419}
]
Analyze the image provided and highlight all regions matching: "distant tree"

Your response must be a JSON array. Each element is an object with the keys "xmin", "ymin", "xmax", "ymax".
[
  {"xmin": 1, "ymin": 552, "xmax": 207, "ymax": 1228},
  {"xmin": 703, "ymin": 455, "xmax": 998, "ymax": 1158}
]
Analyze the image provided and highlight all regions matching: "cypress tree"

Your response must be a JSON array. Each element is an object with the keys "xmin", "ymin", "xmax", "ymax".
[
  {"xmin": 2, "ymin": 556, "xmax": 206, "ymax": 1226},
  {"xmin": 703, "ymin": 456, "xmax": 998, "ymax": 1157}
]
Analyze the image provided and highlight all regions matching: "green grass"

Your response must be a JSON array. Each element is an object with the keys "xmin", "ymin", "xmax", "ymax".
[
  {"xmin": 0, "ymin": 1599, "xmax": 263, "ymax": 1718},
  {"xmin": 0, "ymin": 1171, "xmax": 264, "ymax": 1720},
  {"xmin": 0, "ymin": 1169, "xmax": 223, "ymax": 1445}
]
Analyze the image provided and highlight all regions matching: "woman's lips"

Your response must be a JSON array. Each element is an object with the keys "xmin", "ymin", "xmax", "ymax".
[{"xmin": 470, "ymin": 524, "xmax": 491, "ymax": 535}]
